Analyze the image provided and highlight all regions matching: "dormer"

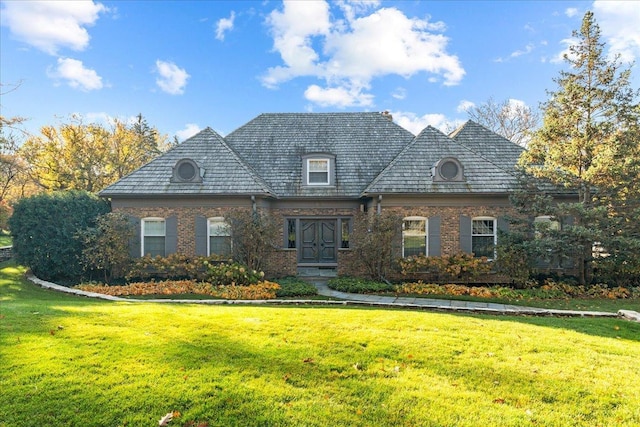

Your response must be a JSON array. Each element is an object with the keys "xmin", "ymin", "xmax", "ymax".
[
  {"xmin": 302, "ymin": 153, "xmax": 336, "ymax": 186},
  {"xmin": 171, "ymin": 158, "xmax": 203, "ymax": 183},
  {"xmin": 432, "ymin": 157, "xmax": 465, "ymax": 182}
]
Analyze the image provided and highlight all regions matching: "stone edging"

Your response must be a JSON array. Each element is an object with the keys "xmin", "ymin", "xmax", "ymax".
[{"xmin": 26, "ymin": 274, "xmax": 638, "ymax": 321}]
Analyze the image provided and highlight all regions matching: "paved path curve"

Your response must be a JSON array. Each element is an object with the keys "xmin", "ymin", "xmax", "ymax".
[{"xmin": 28, "ymin": 274, "xmax": 639, "ymax": 321}]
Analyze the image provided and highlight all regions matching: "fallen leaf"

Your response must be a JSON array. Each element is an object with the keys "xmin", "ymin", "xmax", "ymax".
[
  {"xmin": 303, "ymin": 358, "xmax": 314, "ymax": 364},
  {"xmin": 493, "ymin": 398, "xmax": 505, "ymax": 404},
  {"xmin": 158, "ymin": 412, "xmax": 173, "ymax": 426}
]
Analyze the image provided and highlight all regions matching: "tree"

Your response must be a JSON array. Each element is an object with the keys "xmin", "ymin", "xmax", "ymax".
[
  {"xmin": 224, "ymin": 208, "xmax": 280, "ymax": 272},
  {"xmin": 517, "ymin": 11, "xmax": 640, "ymax": 285},
  {"xmin": 8, "ymin": 191, "xmax": 111, "ymax": 282},
  {"xmin": 20, "ymin": 115, "xmax": 169, "ymax": 193},
  {"xmin": 77, "ymin": 212, "xmax": 134, "ymax": 283},
  {"xmin": 465, "ymin": 97, "xmax": 539, "ymax": 146},
  {"xmin": 347, "ymin": 211, "xmax": 401, "ymax": 282}
]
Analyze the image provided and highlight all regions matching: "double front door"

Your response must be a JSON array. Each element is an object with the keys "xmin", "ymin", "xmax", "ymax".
[{"xmin": 299, "ymin": 219, "xmax": 337, "ymax": 264}]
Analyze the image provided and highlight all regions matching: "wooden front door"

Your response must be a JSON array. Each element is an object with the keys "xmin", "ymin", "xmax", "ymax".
[{"xmin": 300, "ymin": 220, "xmax": 337, "ymax": 264}]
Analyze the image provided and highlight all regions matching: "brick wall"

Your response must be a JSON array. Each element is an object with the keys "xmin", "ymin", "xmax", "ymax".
[
  {"xmin": 114, "ymin": 205, "xmax": 240, "ymax": 256},
  {"xmin": 113, "ymin": 202, "xmax": 517, "ymax": 279}
]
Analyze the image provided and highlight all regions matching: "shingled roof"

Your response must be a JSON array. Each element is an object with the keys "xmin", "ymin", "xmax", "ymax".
[
  {"xmin": 100, "ymin": 127, "xmax": 273, "ymax": 197},
  {"xmin": 100, "ymin": 115, "xmax": 531, "ymax": 200},
  {"xmin": 363, "ymin": 123, "xmax": 524, "ymax": 195},
  {"xmin": 223, "ymin": 113, "xmax": 415, "ymax": 198}
]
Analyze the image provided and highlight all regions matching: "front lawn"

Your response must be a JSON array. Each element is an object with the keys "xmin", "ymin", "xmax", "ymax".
[
  {"xmin": 2, "ymin": 262, "xmax": 639, "ymax": 427},
  {"xmin": 0, "ymin": 231, "xmax": 11, "ymax": 247}
]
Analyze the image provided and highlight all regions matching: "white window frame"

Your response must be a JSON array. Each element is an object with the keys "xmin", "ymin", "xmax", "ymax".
[
  {"xmin": 471, "ymin": 216, "xmax": 497, "ymax": 260},
  {"xmin": 402, "ymin": 216, "xmax": 428, "ymax": 257},
  {"xmin": 208, "ymin": 217, "xmax": 231, "ymax": 256},
  {"xmin": 141, "ymin": 217, "xmax": 166, "ymax": 257},
  {"xmin": 307, "ymin": 158, "xmax": 330, "ymax": 186}
]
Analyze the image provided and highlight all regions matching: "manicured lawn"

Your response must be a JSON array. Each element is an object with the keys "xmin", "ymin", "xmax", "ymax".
[
  {"xmin": 0, "ymin": 232, "xmax": 11, "ymax": 247},
  {"xmin": 2, "ymin": 262, "xmax": 639, "ymax": 427}
]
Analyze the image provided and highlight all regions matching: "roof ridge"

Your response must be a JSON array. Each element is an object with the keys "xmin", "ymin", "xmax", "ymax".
[{"xmin": 363, "ymin": 126, "xmax": 440, "ymax": 195}]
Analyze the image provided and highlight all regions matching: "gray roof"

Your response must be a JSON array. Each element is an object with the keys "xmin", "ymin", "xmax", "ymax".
[
  {"xmin": 224, "ymin": 113, "xmax": 415, "ymax": 198},
  {"xmin": 100, "ymin": 128, "xmax": 273, "ymax": 197},
  {"xmin": 449, "ymin": 120, "xmax": 525, "ymax": 168},
  {"xmin": 363, "ymin": 123, "xmax": 524, "ymax": 195},
  {"xmin": 100, "ymin": 115, "xmax": 531, "ymax": 199}
]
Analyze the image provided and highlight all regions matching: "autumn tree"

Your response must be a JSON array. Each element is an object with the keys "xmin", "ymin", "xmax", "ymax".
[
  {"xmin": 21, "ymin": 115, "xmax": 168, "ymax": 193},
  {"xmin": 517, "ymin": 11, "xmax": 640, "ymax": 285},
  {"xmin": 465, "ymin": 97, "xmax": 539, "ymax": 146}
]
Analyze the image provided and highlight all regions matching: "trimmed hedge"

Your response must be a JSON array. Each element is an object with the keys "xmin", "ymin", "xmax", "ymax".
[{"xmin": 9, "ymin": 191, "xmax": 110, "ymax": 282}]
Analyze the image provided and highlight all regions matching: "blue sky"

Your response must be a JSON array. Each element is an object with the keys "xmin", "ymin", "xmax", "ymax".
[{"xmin": 1, "ymin": 0, "xmax": 639, "ymax": 140}]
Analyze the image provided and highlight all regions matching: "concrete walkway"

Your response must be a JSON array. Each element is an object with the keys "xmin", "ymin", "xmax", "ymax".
[
  {"xmin": 27, "ymin": 274, "xmax": 640, "ymax": 321},
  {"xmin": 306, "ymin": 278, "xmax": 626, "ymax": 319}
]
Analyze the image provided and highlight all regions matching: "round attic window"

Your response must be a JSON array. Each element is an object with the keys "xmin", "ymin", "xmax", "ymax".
[
  {"xmin": 172, "ymin": 158, "xmax": 202, "ymax": 183},
  {"xmin": 178, "ymin": 161, "xmax": 196, "ymax": 181},
  {"xmin": 440, "ymin": 160, "xmax": 459, "ymax": 180}
]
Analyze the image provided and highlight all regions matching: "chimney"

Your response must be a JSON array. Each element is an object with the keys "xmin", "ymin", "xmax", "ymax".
[{"xmin": 381, "ymin": 110, "xmax": 393, "ymax": 121}]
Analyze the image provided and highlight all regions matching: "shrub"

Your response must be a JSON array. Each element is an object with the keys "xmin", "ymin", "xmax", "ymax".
[
  {"xmin": 125, "ymin": 254, "xmax": 229, "ymax": 281},
  {"xmin": 9, "ymin": 191, "xmax": 110, "ymax": 282},
  {"xmin": 204, "ymin": 261, "xmax": 264, "ymax": 286},
  {"xmin": 346, "ymin": 211, "xmax": 401, "ymax": 281},
  {"xmin": 224, "ymin": 209, "xmax": 280, "ymax": 272},
  {"xmin": 328, "ymin": 276, "xmax": 395, "ymax": 294},
  {"xmin": 77, "ymin": 279, "xmax": 281, "ymax": 300},
  {"xmin": 274, "ymin": 277, "xmax": 318, "ymax": 297},
  {"xmin": 398, "ymin": 253, "xmax": 492, "ymax": 282},
  {"xmin": 77, "ymin": 212, "xmax": 133, "ymax": 283},
  {"xmin": 209, "ymin": 281, "xmax": 280, "ymax": 300}
]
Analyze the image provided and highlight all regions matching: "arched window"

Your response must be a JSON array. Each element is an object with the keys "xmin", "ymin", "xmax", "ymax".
[{"xmin": 402, "ymin": 217, "xmax": 427, "ymax": 257}]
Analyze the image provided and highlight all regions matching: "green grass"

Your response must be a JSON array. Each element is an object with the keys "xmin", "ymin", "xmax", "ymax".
[
  {"xmin": 2, "ymin": 261, "xmax": 640, "ymax": 427},
  {"xmin": 0, "ymin": 231, "xmax": 11, "ymax": 247}
]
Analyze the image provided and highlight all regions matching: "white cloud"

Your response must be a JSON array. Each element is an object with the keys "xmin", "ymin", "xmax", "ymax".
[
  {"xmin": 565, "ymin": 8, "xmax": 579, "ymax": 18},
  {"xmin": 155, "ymin": 60, "xmax": 190, "ymax": 95},
  {"xmin": 594, "ymin": 0, "xmax": 640, "ymax": 62},
  {"xmin": 391, "ymin": 87, "xmax": 406, "ymax": 100},
  {"xmin": 176, "ymin": 123, "xmax": 201, "ymax": 141},
  {"xmin": 456, "ymin": 100, "xmax": 475, "ymax": 113},
  {"xmin": 215, "ymin": 11, "xmax": 235, "ymax": 41},
  {"xmin": 47, "ymin": 58, "xmax": 103, "ymax": 91},
  {"xmin": 391, "ymin": 111, "xmax": 461, "ymax": 135},
  {"xmin": 304, "ymin": 84, "xmax": 374, "ymax": 107},
  {"xmin": 550, "ymin": 37, "xmax": 577, "ymax": 64},
  {"xmin": 511, "ymin": 43, "xmax": 534, "ymax": 58},
  {"xmin": 263, "ymin": 1, "xmax": 464, "ymax": 108},
  {"xmin": 0, "ymin": 0, "xmax": 106, "ymax": 55}
]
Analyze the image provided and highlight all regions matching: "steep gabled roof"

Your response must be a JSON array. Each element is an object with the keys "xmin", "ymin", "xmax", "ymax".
[
  {"xmin": 224, "ymin": 113, "xmax": 415, "ymax": 198},
  {"xmin": 363, "ymin": 124, "xmax": 523, "ymax": 195},
  {"xmin": 99, "ymin": 128, "xmax": 273, "ymax": 197},
  {"xmin": 449, "ymin": 120, "xmax": 525, "ymax": 167}
]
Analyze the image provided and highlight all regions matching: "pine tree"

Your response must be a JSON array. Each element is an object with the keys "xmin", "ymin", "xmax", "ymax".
[{"xmin": 518, "ymin": 11, "xmax": 640, "ymax": 285}]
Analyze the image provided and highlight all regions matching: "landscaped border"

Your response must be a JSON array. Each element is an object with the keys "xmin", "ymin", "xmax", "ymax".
[{"xmin": 26, "ymin": 274, "xmax": 640, "ymax": 321}]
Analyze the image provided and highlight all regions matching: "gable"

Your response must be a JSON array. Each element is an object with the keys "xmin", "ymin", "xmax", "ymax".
[
  {"xmin": 99, "ymin": 128, "xmax": 273, "ymax": 197},
  {"xmin": 364, "ymin": 125, "xmax": 523, "ymax": 195}
]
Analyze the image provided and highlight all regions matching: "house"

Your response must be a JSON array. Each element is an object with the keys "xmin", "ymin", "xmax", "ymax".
[{"xmin": 99, "ymin": 112, "xmax": 570, "ymax": 278}]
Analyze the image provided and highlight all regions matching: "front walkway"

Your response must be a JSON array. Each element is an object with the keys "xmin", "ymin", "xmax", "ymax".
[
  {"xmin": 27, "ymin": 275, "xmax": 639, "ymax": 321},
  {"xmin": 306, "ymin": 278, "xmax": 625, "ymax": 319}
]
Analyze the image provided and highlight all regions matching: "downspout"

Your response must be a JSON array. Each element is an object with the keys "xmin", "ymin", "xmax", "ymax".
[
  {"xmin": 251, "ymin": 195, "xmax": 257, "ymax": 214},
  {"xmin": 377, "ymin": 195, "xmax": 382, "ymax": 215}
]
